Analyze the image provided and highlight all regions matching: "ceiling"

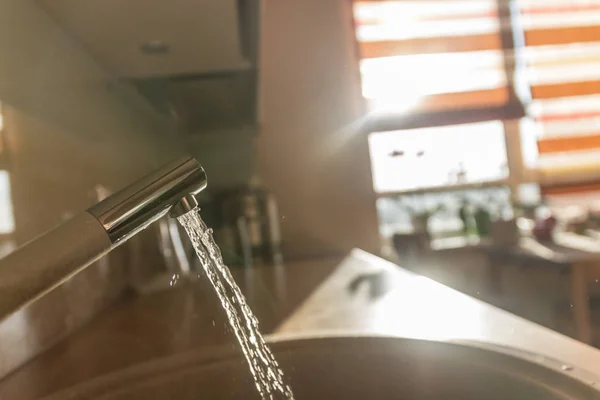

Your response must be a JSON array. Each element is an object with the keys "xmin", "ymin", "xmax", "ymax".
[
  {"xmin": 36, "ymin": 0, "xmax": 247, "ymax": 78},
  {"xmin": 36, "ymin": 0, "xmax": 260, "ymax": 133}
]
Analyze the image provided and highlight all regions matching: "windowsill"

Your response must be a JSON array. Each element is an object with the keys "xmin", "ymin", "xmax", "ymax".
[{"xmin": 375, "ymin": 179, "xmax": 509, "ymax": 198}]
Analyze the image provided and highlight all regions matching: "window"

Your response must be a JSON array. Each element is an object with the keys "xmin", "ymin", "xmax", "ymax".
[
  {"xmin": 369, "ymin": 120, "xmax": 508, "ymax": 193},
  {"xmin": 353, "ymin": 0, "xmax": 521, "ymax": 193},
  {"xmin": 0, "ymin": 103, "xmax": 14, "ymax": 236},
  {"xmin": 354, "ymin": 0, "xmax": 600, "ymax": 194},
  {"xmin": 0, "ymin": 171, "xmax": 14, "ymax": 234}
]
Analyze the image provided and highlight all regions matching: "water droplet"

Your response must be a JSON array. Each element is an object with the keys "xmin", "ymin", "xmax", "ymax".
[
  {"xmin": 212, "ymin": 320, "xmax": 215, "ymax": 326},
  {"xmin": 561, "ymin": 365, "xmax": 574, "ymax": 371}
]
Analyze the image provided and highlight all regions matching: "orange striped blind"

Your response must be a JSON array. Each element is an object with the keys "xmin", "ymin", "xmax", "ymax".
[
  {"xmin": 518, "ymin": 1, "xmax": 600, "ymax": 164},
  {"xmin": 354, "ymin": 0, "xmax": 517, "ymax": 122}
]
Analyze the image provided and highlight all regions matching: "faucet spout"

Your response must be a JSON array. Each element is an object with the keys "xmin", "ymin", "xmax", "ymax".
[
  {"xmin": 169, "ymin": 194, "xmax": 199, "ymax": 218},
  {"xmin": 88, "ymin": 156, "xmax": 206, "ymax": 245}
]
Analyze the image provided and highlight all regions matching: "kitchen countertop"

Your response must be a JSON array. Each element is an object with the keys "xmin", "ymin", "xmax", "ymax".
[
  {"xmin": 3, "ymin": 250, "xmax": 600, "ymax": 398},
  {"xmin": 0, "ymin": 257, "xmax": 343, "ymax": 400}
]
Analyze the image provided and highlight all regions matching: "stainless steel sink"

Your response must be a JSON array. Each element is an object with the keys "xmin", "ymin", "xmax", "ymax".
[{"xmin": 43, "ymin": 336, "xmax": 600, "ymax": 399}]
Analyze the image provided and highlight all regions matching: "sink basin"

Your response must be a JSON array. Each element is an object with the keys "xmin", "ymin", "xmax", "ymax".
[{"xmin": 43, "ymin": 336, "xmax": 600, "ymax": 399}]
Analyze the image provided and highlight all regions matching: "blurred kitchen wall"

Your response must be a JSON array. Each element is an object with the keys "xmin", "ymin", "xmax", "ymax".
[
  {"xmin": 0, "ymin": 0, "xmax": 182, "ymax": 245},
  {"xmin": 258, "ymin": 0, "xmax": 380, "ymax": 258},
  {"xmin": 187, "ymin": 128, "xmax": 255, "ymax": 193},
  {"xmin": 0, "ymin": 0, "xmax": 381, "ymax": 260}
]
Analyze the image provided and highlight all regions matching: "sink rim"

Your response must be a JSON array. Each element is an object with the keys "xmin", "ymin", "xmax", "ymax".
[{"xmin": 41, "ymin": 333, "xmax": 600, "ymax": 399}]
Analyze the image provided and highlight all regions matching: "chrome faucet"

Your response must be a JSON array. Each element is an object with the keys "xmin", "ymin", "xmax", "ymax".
[{"xmin": 0, "ymin": 156, "xmax": 207, "ymax": 321}]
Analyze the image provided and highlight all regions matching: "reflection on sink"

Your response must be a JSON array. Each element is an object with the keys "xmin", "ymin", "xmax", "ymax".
[{"xmin": 42, "ymin": 336, "xmax": 599, "ymax": 400}]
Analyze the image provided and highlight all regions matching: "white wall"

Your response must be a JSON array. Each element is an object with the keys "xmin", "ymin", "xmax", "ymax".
[
  {"xmin": 0, "ymin": 0, "xmax": 182, "ymax": 244},
  {"xmin": 258, "ymin": 0, "xmax": 380, "ymax": 258}
]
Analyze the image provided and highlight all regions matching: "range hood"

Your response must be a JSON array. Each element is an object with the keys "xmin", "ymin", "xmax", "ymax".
[
  {"xmin": 133, "ymin": 67, "xmax": 257, "ymax": 133},
  {"xmin": 37, "ymin": 0, "xmax": 260, "ymax": 133}
]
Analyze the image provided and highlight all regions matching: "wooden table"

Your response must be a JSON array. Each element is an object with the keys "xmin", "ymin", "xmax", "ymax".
[{"xmin": 484, "ymin": 233, "xmax": 600, "ymax": 344}]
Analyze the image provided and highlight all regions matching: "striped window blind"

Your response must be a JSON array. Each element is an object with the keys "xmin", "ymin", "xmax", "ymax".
[
  {"xmin": 354, "ymin": 1, "xmax": 520, "ymax": 192},
  {"xmin": 354, "ymin": 0, "xmax": 524, "ymax": 130},
  {"xmin": 518, "ymin": 0, "xmax": 600, "ymax": 181},
  {"xmin": 355, "ymin": 0, "xmax": 600, "ymax": 194}
]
